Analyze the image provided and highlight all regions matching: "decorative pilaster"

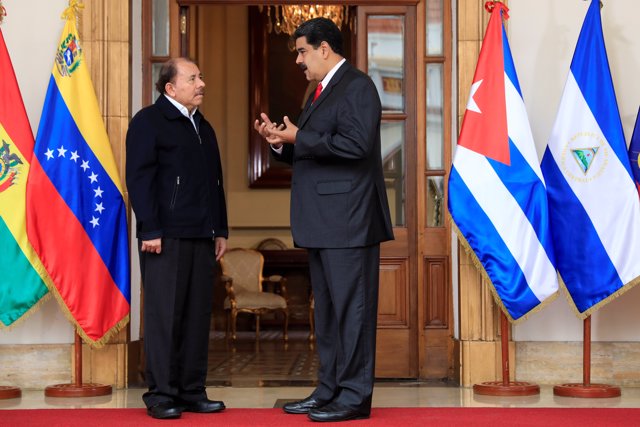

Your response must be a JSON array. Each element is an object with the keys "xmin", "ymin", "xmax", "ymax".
[
  {"xmin": 456, "ymin": 0, "xmax": 512, "ymax": 387},
  {"xmin": 76, "ymin": 0, "xmax": 131, "ymax": 388}
]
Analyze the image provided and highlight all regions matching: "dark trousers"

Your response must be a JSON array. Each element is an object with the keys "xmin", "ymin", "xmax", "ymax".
[
  {"xmin": 139, "ymin": 238, "xmax": 215, "ymax": 408},
  {"xmin": 307, "ymin": 245, "xmax": 381, "ymax": 411}
]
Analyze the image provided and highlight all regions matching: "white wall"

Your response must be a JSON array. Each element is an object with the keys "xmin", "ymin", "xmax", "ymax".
[
  {"xmin": 3, "ymin": 0, "xmax": 68, "ymax": 133},
  {"xmin": 508, "ymin": 0, "xmax": 640, "ymax": 341}
]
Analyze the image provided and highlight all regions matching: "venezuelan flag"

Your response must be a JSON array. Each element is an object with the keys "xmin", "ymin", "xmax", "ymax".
[
  {"xmin": 0, "ymin": 28, "xmax": 50, "ymax": 327},
  {"xmin": 26, "ymin": 10, "xmax": 130, "ymax": 346}
]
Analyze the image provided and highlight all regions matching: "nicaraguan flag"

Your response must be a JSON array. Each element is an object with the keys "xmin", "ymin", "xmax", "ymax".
[
  {"xmin": 448, "ymin": 2, "xmax": 558, "ymax": 322},
  {"xmin": 540, "ymin": 0, "xmax": 640, "ymax": 317},
  {"xmin": 26, "ymin": 8, "xmax": 130, "ymax": 346},
  {"xmin": 629, "ymin": 107, "xmax": 640, "ymax": 195}
]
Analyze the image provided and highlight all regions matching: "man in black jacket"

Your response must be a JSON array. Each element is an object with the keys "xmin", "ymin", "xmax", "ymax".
[
  {"xmin": 126, "ymin": 57, "xmax": 228, "ymax": 420},
  {"xmin": 254, "ymin": 18, "xmax": 393, "ymax": 422}
]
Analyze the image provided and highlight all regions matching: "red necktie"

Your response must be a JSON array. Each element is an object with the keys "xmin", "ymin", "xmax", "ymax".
[{"xmin": 312, "ymin": 82, "xmax": 323, "ymax": 103}]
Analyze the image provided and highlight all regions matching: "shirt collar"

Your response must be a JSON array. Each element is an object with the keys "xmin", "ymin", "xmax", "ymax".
[
  {"xmin": 164, "ymin": 94, "xmax": 198, "ymax": 119},
  {"xmin": 319, "ymin": 58, "xmax": 346, "ymax": 91}
]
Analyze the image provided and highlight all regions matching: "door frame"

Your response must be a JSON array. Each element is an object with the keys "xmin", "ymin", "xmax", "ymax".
[{"xmin": 144, "ymin": 0, "xmax": 454, "ymax": 380}]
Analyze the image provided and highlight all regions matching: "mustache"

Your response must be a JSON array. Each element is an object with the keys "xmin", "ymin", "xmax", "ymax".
[{"xmin": 298, "ymin": 63, "xmax": 307, "ymax": 71}]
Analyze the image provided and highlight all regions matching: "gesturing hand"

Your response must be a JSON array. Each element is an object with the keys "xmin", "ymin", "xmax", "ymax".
[{"xmin": 253, "ymin": 113, "xmax": 297, "ymax": 146}]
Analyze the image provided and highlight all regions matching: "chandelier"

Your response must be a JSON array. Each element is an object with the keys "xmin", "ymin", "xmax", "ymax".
[{"xmin": 263, "ymin": 5, "xmax": 348, "ymax": 37}]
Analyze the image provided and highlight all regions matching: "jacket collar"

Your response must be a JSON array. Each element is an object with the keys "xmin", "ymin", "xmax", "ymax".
[{"xmin": 155, "ymin": 94, "xmax": 202, "ymax": 124}]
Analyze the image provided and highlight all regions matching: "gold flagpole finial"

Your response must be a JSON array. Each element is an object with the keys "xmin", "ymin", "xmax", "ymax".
[
  {"xmin": 0, "ymin": 1, "xmax": 7, "ymax": 26},
  {"xmin": 61, "ymin": 0, "xmax": 84, "ymax": 22}
]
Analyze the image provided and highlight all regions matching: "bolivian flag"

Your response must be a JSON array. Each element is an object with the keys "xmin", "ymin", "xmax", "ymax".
[
  {"xmin": 26, "ymin": 7, "xmax": 130, "ymax": 347},
  {"xmin": 0, "ymin": 28, "xmax": 50, "ymax": 327}
]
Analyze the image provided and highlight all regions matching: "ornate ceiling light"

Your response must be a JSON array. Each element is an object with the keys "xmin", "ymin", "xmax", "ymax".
[{"xmin": 263, "ymin": 5, "xmax": 348, "ymax": 37}]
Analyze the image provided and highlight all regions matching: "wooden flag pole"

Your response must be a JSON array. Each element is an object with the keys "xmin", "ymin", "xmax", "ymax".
[
  {"xmin": 473, "ymin": 311, "xmax": 539, "ymax": 396},
  {"xmin": 44, "ymin": 331, "xmax": 112, "ymax": 397},
  {"xmin": 553, "ymin": 316, "xmax": 621, "ymax": 398}
]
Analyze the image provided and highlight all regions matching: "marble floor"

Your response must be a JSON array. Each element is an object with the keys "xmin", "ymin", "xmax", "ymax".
[
  {"xmin": 3, "ymin": 384, "xmax": 640, "ymax": 410},
  {"xmin": 205, "ymin": 330, "xmax": 320, "ymax": 388},
  {"xmin": 2, "ymin": 330, "xmax": 640, "ymax": 410}
]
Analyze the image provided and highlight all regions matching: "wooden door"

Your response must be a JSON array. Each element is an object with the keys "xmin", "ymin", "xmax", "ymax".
[
  {"xmin": 356, "ymin": 5, "xmax": 419, "ymax": 378},
  {"xmin": 420, "ymin": 0, "xmax": 454, "ymax": 380}
]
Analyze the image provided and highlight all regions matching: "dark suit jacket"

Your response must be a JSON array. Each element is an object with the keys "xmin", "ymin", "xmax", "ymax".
[
  {"xmin": 275, "ymin": 62, "xmax": 394, "ymax": 248},
  {"xmin": 126, "ymin": 95, "xmax": 228, "ymax": 240}
]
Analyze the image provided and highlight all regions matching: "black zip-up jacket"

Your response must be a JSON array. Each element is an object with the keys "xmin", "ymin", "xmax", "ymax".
[{"xmin": 125, "ymin": 95, "xmax": 228, "ymax": 240}]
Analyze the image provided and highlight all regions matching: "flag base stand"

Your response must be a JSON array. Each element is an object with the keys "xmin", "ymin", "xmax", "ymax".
[
  {"xmin": 0, "ymin": 386, "xmax": 21, "ymax": 399},
  {"xmin": 44, "ymin": 332, "xmax": 112, "ymax": 398},
  {"xmin": 473, "ymin": 381, "xmax": 539, "ymax": 396},
  {"xmin": 553, "ymin": 316, "xmax": 620, "ymax": 398},
  {"xmin": 473, "ymin": 312, "xmax": 540, "ymax": 397},
  {"xmin": 553, "ymin": 383, "xmax": 620, "ymax": 398},
  {"xmin": 44, "ymin": 383, "xmax": 111, "ymax": 398}
]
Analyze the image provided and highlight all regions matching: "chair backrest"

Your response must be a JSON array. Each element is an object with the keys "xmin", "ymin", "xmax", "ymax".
[
  {"xmin": 256, "ymin": 238, "xmax": 288, "ymax": 250},
  {"xmin": 220, "ymin": 248, "xmax": 264, "ymax": 293}
]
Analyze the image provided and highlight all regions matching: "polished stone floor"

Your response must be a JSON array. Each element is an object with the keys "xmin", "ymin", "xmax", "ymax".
[
  {"xmin": 4, "ymin": 384, "xmax": 640, "ymax": 410},
  {"xmin": 206, "ymin": 330, "xmax": 319, "ymax": 387},
  {"xmin": 2, "ymin": 330, "xmax": 640, "ymax": 410}
]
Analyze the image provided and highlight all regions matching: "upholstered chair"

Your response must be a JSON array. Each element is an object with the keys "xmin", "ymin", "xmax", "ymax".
[{"xmin": 220, "ymin": 248, "xmax": 289, "ymax": 341}]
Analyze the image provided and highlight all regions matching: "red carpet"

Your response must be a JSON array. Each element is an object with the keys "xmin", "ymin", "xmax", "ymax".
[{"xmin": 2, "ymin": 407, "xmax": 640, "ymax": 426}]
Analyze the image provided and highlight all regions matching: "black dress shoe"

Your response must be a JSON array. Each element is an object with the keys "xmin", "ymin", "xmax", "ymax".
[
  {"xmin": 147, "ymin": 401, "xmax": 182, "ymax": 419},
  {"xmin": 308, "ymin": 402, "xmax": 369, "ymax": 422},
  {"xmin": 182, "ymin": 399, "xmax": 226, "ymax": 413},
  {"xmin": 283, "ymin": 396, "xmax": 329, "ymax": 414}
]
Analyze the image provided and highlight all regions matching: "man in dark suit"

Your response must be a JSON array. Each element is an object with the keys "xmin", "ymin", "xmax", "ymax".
[
  {"xmin": 126, "ymin": 58, "xmax": 228, "ymax": 420},
  {"xmin": 254, "ymin": 18, "xmax": 394, "ymax": 423}
]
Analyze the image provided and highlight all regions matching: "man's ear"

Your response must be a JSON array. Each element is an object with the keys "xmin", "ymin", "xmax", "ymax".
[
  {"xmin": 165, "ymin": 82, "xmax": 175, "ymax": 97},
  {"xmin": 321, "ymin": 41, "xmax": 331, "ymax": 58}
]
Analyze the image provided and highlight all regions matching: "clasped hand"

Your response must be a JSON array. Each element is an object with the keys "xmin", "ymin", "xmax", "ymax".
[{"xmin": 253, "ymin": 112, "xmax": 298, "ymax": 146}]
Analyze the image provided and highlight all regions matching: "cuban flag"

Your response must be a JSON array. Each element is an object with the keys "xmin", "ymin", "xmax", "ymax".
[
  {"xmin": 541, "ymin": 0, "xmax": 640, "ymax": 317},
  {"xmin": 448, "ymin": 2, "xmax": 559, "ymax": 322},
  {"xmin": 26, "ymin": 9, "xmax": 130, "ymax": 346},
  {"xmin": 629, "ymin": 107, "xmax": 640, "ymax": 195}
]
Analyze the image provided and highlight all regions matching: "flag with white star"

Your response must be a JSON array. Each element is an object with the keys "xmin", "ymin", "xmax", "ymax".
[
  {"xmin": 25, "ymin": 10, "xmax": 130, "ymax": 347},
  {"xmin": 447, "ymin": 2, "xmax": 559, "ymax": 322}
]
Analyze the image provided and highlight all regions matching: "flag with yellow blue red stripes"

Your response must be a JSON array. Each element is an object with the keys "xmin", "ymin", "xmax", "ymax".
[{"xmin": 25, "ymin": 5, "xmax": 129, "ymax": 346}]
